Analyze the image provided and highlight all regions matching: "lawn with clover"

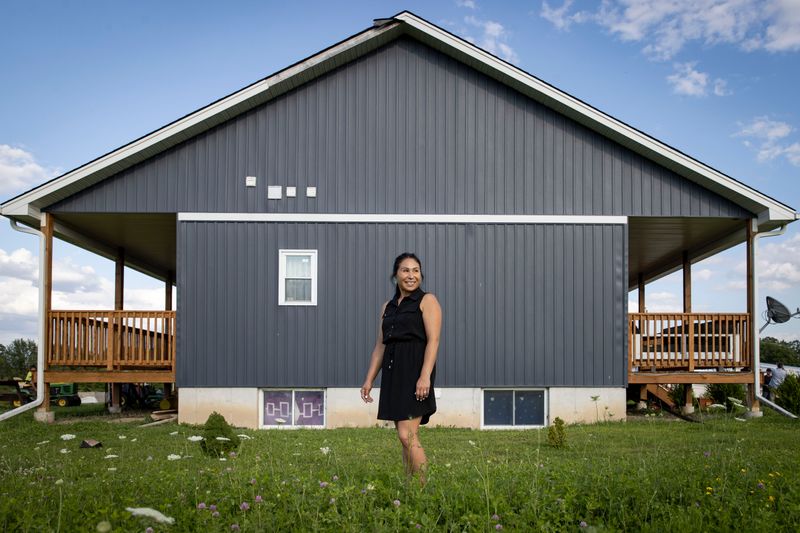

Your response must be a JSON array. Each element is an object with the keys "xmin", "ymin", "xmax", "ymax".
[{"xmin": 0, "ymin": 408, "xmax": 798, "ymax": 532}]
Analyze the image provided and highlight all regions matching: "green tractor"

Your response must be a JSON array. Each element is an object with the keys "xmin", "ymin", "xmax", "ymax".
[{"xmin": 49, "ymin": 383, "xmax": 81, "ymax": 407}]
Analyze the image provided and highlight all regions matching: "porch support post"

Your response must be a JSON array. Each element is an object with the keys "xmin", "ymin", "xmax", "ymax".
[
  {"xmin": 746, "ymin": 219, "xmax": 760, "ymax": 413},
  {"xmin": 165, "ymin": 270, "xmax": 174, "ymax": 311},
  {"xmin": 682, "ymin": 385, "xmax": 695, "ymax": 415},
  {"xmin": 34, "ymin": 213, "xmax": 54, "ymax": 422},
  {"xmin": 683, "ymin": 252, "xmax": 695, "ymax": 371},
  {"xmin": 109, "ymin": 248, "xmax": 124, "ymax": 413},
  {"xmin": 638, "ymin": 273, "xmax": 645, "ymax": 313},
  {"xmin": 682, "ymin": 251, "xmax": 692, "ymax": 313}
]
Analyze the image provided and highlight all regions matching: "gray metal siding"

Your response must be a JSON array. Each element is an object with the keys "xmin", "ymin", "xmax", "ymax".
[
  {"xmin": 177, "ymin": 221, "xmax": 626, "ymax": 388},
  {"xmin": 50, "ymin": 38, "xmax": 749, "ymax": 218}
]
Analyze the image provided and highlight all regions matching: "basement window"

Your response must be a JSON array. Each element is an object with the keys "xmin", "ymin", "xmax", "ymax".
[
  {"xmin": 482, "ymin": 389, "xmax": 546, "ymax": 428},
  {"xmin": 278, "ymin": 249, "xmax": 317, "ymax": 306},
  {"xmin": 261, "ymin": 389, "xmax": 325, "ymax": 428}
]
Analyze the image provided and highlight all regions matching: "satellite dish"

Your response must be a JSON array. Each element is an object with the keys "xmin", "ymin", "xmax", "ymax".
[
  {"xmin": 767, "ymin": 296, "xmax": 792, "ymax": 324},
  {"xmin": 760, "ymin": 296, "xmax": 800, "ymax": 333}
]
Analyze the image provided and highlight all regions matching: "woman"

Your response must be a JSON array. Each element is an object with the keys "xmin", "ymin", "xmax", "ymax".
[{"xmin": 361, "ymin": 252, "xmax": 442, "ymax": 477}]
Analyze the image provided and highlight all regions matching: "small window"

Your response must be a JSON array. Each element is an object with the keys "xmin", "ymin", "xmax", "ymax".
[
  {"xmin": 261, "ymin": 389, "xmax": 325, "ymax": 428},
  {"xmin": 278, "ymin": 250, "xmax": 317, "ymax": 305},
  {"xmin": 482, "ymin": 389, "xmax": 546, "ymax": 428}
]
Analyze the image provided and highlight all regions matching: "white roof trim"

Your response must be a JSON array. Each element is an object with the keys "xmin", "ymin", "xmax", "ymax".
[
  {"xmin": 178, "ymin": 213, "xmax": 628, "ymax": 224},
  {"xmin": 2, "ymin": 11, "xmax": 796, "ymax": 226}
]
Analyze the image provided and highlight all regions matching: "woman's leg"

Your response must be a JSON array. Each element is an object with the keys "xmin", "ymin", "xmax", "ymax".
[{"xmin": 395, "ymin": 417, "xmax": 427, "ymax": 478}]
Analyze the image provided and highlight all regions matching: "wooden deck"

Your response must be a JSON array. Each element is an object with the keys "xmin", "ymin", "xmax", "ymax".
[
  {"xmin": 629, "ymin": 313, "xmax": 753, "ymax": 384},
  {"xmin": 45, "ymin": 310, "xmax": 175, "ymax": 383}
]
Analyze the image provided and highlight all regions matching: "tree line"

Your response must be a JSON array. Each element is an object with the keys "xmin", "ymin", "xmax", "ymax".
[
  {"xmin": 760, "ymin": 336, "xmax": 800, "ymax": 367},
  {"xmin": 0, "ymin": 339, "xmax": 37, "ymax": 380}
]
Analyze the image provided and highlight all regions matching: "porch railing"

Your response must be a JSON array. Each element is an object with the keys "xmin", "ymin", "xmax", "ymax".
[
  {"xmin": 47, "ymin": 310, "xmax": 175, "ymax": 370},
  {"xmin": 629, "ymin": 313, "xmax": 750, "ymax": 372}
]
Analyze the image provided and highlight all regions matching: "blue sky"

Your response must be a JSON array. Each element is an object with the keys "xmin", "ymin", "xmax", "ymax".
[{"xmin": 1, "ymin": 0, "xmax": 799, "ymax": 344}]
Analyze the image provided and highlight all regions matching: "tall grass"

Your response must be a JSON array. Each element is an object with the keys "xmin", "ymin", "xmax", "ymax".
[{"xmin": 0, "ymin": 409, "xmax": 797, "ymax": 531}]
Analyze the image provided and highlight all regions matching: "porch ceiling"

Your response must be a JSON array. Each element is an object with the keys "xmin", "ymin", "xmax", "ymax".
[
  {"xmin": 628, "ymin": 216, "xmax": 747, "ymax": 289},
  {"xmin": 54, "ymin": 213, "xmax": 176, "ymax": 281}
]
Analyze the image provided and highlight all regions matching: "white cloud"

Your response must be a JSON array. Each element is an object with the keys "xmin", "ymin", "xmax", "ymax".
[
  {"xmin": 735, "ymin": 116, "xmax": 800, "ymax": 166},
  {"xmin": 541, "ymin": 0, "xmax": 576, "ymax": 30},
  {"xmin": 0, "ymin": 145, "xmax": 59, "ymax": 197},
  {"xmin": 540, "ymin": 0, "xmax": 800, "ymax": 59},
  {"xmin": 456, "ymin": 0, "xmax": 477, "ymax": 9},
  {"xmin": 667, "ymin": 62, "xmax": 709, "ymax": 96},
  {"xmin": 0, "ymin": 248, "xmax": 38, "ymax": 281},
  {"xmin": 464, "ymin": 15, "xmax": 519, "ymax": 62},
  {"xmin": 713, "ymin": 78, "xmax": 731, "ymax": 96},
  {"xmin": 694, "ymin": 268, "xmax": 713, "ymax": 281}
]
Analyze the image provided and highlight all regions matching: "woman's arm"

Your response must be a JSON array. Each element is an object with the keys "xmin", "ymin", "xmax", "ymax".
[
  {"xmin": 416, "ymin": 293, "xmax": 442, "ymax": 400},
  {"xmin": 361, "ymin": 302, "xmax": 388, "ymax": 403}
]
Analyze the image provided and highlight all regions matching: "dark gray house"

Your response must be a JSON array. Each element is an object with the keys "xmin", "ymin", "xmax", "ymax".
[{"xmin": 3, "ymin": 12, "xmax": 797, "ymax": 428}]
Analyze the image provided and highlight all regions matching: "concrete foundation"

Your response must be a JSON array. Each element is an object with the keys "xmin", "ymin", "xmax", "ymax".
[
  {"xmin": 34, "ymin": 410, "xmax": 55, "ymax": 423},
  {"xmin": 178, "ymin": 386, "xmax": 627, "ymax": 429}
]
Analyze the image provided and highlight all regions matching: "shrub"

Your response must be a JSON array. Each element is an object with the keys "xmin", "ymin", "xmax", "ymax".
[
  {"xmin": 547, "ymin": 417, "xmax": 566, "ymax": 448},
  {"xmin": 703, "ymin": 383, "xmax": 745, "ymax": 412},
  {"xmin": 667, "ymin": 384, "xmax": 687, "ymax": 409},
  {"xmin": 200, "ymin": 411, "xmax": 241, "ymax": 458},
  {"xmin": 776, "ymin": 374, "xmax": 800, "ymax": 415}
]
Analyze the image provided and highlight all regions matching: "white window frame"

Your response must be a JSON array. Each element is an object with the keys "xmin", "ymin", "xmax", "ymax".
[
  {"xmin": 278, "ymin": 249, "xmax": 318, "ymax": 306},
  {"xmin": 259, "ymin": 388, "xmax": 327, "ymax": 429},
  {"xmin": 481, "ymin": 388, "xmax": 548, "ymax": 429}
]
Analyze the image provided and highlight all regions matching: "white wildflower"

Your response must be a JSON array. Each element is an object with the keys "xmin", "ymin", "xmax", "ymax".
[
  {"xmin": 60, "ymin": 434, "xmax": 76, "ymax": 441},
  {"xmin": 169, "ymin": 431, "xmax": 178, "ymax": 436},
  {"xmin": 36, "ymin": 440, "xmax": 49, "ymax": 445},
  {"xmin": 125, "ymin": 507, "xmax": 175, "ymax": 525},
  {"xmin": 107, "ymin": 467, "xmax": 117, "ymax": 472},
  {"xmin": 118, "ymin": 435, "xmax": 127, "ymax": 439},
  {"xmin": 55, "ymin": 479, "xmax": 63, "ymax": 485},
  {"xmin": 167, "ymin": 454, "xmax": 181, "ymax": 461},
  {"xmin": 320, "ymin": 447, "xmax": 331, "ymax": 455},
  {"xmin": 187, "ymin": 436, "xmax": 204, "ymax": 442},
  {"xmin": 146, "ymin": 456, "xmax": 153, "ymax": 461},
  {"xmin": 237, "ymin": 434, "xmax": 252, "ymax": 440},
  {"xmin": 220, "ymin": 458, "xmax": 227, "ymax": 461},
  {"xmin": 131, "ymin": 438, "xmax": 137, "ymax": 442},
  {"xmin": 366, "ymin": 483, "xmax": 375, "ymax": 491},
  {"xmin": 735, "ymin": 417, "xmax": 746, "ymax": 422},
  {"xmin": 104, "ymin": 455, "xmax": 119, "ymax": 459},
  {"xmin": 468, "ymin": 440, "xmax": 476, "ymax": 446},
  {"xmin": 60, "ymin": 448, "xmax": 70, "ymax": 454},
  {"xmin": 215, "ymin": 437, "xmax": 231, "ymax": 441}
]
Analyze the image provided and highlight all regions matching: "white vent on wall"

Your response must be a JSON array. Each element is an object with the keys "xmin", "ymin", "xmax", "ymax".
[
  {"xmin": 268, "ymin": 186, "xmax": 282, "ymax": 200},
  {"xmin": 286, "ymin": 186, "xmax": 297, "ymax": 198},
  {"xmin": 245, "ymin": 176, "xmax": 257, "ymax": 187},
  {"xmin": 306, "ymin": 186, "xmax": 317, "ymax": 198}
]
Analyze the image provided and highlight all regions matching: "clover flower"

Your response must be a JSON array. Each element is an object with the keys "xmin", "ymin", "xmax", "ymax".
[
  {"xmin": 393, "ymin": 499, "xmax": 401, "ymax": 507},
  {"xmin": 329, "ymin": 498, "xmax": 336, "ymax": 504},
  {"xmin": 255, "ymin": 495, "xmax": 263, "ymax": 503},
  {"xmin": 212, "ymin": 511, "xmax": 220, "ymax": 518},
  {"xmin": 167, "ymin": 454, "xmax": 181, "ymax": 461},
  {"xmin": 240, "ymin": 502, "xmax": 249, "ymax": 511},
  {"xmin": 231, "ymin": 525, "xmax": 240, "ymax": 531},
  {"xmin": 495, "ymin": 525, "xmax": 503, "ymax": 531},
  {"xmin": 60, "ymin": 434, "xmax": 76, "ymax": 441},
  {"xmin": 197, "ymin": 502, "xmax": 207, "ymax": 510},
  {"xmin": 320, "ymin": 447, "xmax": 331, "ymax": 455},
  {"xmin": 580, "ymin": 521, "xmax": 588, "ymax": 528},
  {"xmin": 210, "ymin": 504, "xmax": 217, "ymax": 512},
  {"xmin": 491, "ymin": 514, "xmax": 500, "ymax": 521},
  {"xmin": 319, "ymin": 481, "xmax": 328, "ymax": 488},
  {"xmin": 332, "ymin": 475, "xmax": 339, "ymax": 481}
]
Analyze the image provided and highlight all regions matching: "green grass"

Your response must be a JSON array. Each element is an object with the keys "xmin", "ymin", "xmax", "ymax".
[{"xmin": 1, "ymin": 408, "xmax": 798, "ymax": 532}]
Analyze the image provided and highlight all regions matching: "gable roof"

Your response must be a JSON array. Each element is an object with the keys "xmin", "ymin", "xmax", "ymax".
[{"xmin": 2, "ymin": 10, "xmax": 797, "ymax": 228}]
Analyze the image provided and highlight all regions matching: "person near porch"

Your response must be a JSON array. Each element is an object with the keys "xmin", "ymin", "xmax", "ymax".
[
  {"xmin": 769, "ymin": 363, "xmax": 788, "ymax": 398},
  {"xmin": 360, "ymin": 252, "xmax": 442, "ymax": 482}
]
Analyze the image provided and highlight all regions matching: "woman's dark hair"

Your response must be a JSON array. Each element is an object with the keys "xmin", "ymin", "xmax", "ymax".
[{"xmin": 391, "ymin": 252, "xmax": 423, "ymax": 296}]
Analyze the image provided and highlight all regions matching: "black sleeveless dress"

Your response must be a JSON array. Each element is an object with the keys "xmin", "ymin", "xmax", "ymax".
[{"xmin": 377, "ymin": 288, "xmax": 437, "ymax": 425}]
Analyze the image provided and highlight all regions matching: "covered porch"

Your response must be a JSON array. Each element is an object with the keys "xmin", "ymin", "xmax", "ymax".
[
  {"xmin": 34, "ymin": 212, "xmax": 177, "ymax": 414},
  {"xmin": 627, "ymin": 216, "xmax": 761, "ymax": 413}
]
